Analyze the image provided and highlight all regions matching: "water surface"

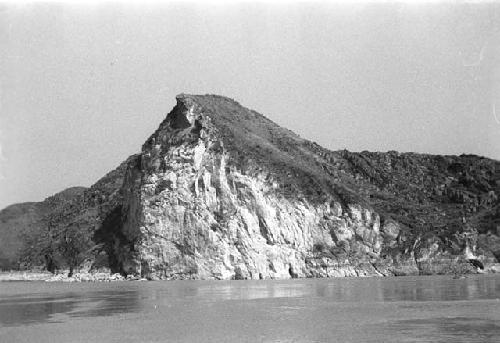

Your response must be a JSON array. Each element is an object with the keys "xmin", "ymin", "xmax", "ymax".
[{"xmin": 1, "ymin": 275, "xmax": 499, "ymax": 342}]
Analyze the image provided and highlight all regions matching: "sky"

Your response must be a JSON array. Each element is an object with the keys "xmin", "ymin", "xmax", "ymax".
[{"xmin": 1, "ymin": 1, "xmax": 499, "ymax": 209}]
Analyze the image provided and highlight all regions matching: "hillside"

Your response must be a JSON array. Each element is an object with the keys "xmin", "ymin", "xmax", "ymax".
[
  {"xmin": 1, "ymin": 94, "xmax": 499, "ymax": 277},
  {"xmin": 0, "ymin": 155, "xmax": 135, "ymax": 271},
  {"xmin": 0, "ymin": 187, "xmax": 86, "ymax": 269}
]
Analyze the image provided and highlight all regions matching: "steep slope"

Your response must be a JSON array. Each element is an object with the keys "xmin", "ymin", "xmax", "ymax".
[
  {"xmin": 0, "ymin": 187, "xmax": 86, "ymax": 269},
  {"xmin": 97, "ymin": 94, "xmax": 499, "ymax": 279},
  {"xmin": 340, "ymin": 151, "xmax": 500, "ymax": 264},
  {"xmin": 0, "ymin": 155, "xmax": 135, "ymax": 271}
]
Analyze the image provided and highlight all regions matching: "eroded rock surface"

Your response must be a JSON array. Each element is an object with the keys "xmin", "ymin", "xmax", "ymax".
[
  {"xmin": 98, "ymin": 94, "xmax": 499, "ymax": 279},
  {"xmin": 2, "ymin": 94, "xmax": 499, "ymax": 279}
]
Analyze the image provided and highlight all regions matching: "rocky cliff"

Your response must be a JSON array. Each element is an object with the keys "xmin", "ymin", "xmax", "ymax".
[
  {"xmin": 97, "ymin": 94, "xmax": 500, "ymax": 279},
  {"xmin": 2, "ymin": 94, "xmax": 499, "ymax": 278}
]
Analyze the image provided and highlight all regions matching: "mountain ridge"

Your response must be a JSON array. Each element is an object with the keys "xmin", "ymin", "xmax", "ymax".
[{"xmin": 1, "ymin": 94, "xmax": 499, "ymax": 278}]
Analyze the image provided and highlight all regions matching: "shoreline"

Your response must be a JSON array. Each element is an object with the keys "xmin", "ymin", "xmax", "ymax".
[
  {"xmin": 1, "ymin": 264, "xmax": 499, "ymax": 282},
  {"xmin": 0, "ymin": 271, "xmax": 131, "ymax": 282}
]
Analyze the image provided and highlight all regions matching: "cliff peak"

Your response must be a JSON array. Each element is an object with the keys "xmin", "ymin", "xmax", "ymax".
[
  {"xmin": 173, "ymin": 93, "xmax": 272, "ymax": 125},
  {"xmin": 176, "ymin": 93, "xmax": 239, "ymax": 103},
  {"xmin": 147, "ymin": 93, "xmax": 346, "ymax": 204}
]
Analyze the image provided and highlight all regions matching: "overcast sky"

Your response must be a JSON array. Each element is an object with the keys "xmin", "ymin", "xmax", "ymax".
[{"xmin": 1, "ymin": 1, "xmax": 499, "ymax": 209}]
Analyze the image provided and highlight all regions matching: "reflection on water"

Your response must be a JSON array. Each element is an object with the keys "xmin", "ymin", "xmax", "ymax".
[
  {"xmin": 173, "ymin": 274, "xmax": 499, "ymax": 303},
  {"xmin": 0, "ymin": 275, "xmax": 499, "ymax": 343},
  {"xmin": 0, "ymin": 295, "xmax": 77, "ymax": 326},
  {"xmin": 0, "ymin": 289, "xmax": 141, "ymax": 327},
  {"xmin": 386, "ymin": 317, "xmax": 500, "ymax": 343},
  {"xmin": 380, "ymin": 276, "xmax": 500, "ymax": 302}
]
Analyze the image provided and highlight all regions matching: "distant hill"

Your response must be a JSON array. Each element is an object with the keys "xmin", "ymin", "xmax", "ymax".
[{"xmin": 0, "ymin": 187, "xmax": 86, "ymax": 269}]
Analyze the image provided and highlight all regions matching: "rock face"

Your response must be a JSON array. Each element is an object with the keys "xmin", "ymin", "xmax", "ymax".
[
  {"xmin": 2, "ymin": 94, "xmax": 499, "ymax": 278},
  {"xmin": 96, "ymin": 94, "xmax": 499, "ymax": 279}
]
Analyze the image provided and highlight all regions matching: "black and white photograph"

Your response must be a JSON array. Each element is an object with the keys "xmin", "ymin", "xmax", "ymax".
[{"xmin": 0, "ymin": 0, "xmax": 499, "ymax": 342}]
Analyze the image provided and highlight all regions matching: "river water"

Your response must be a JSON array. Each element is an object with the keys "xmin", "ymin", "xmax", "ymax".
[{"xmin": 0, "ymin": 274, "xmax": 499, "ymax": 342}]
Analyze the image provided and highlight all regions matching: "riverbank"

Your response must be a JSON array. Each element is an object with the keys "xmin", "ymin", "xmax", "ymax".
[
  {"xmin": 2, "ymin": 262, "xmax": 500, "ymax": 282},
  {"xmin": 0, "ymin": 271, "xmax": 54, "ymax": 281},
  {"xmin": 0, "ymin": 271, "xmax": 130, "ymax": 282}
]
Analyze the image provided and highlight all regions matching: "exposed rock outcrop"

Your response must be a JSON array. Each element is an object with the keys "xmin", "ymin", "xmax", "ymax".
[
  {"xmin": 2, "ymin": 94, "xmax": 499, "ymax": 279},
  {"xmin": 98, "ymin": 94, "xmax": 500, "ymax": 279}
]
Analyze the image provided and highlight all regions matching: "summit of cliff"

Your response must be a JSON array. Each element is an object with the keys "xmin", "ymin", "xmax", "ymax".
[{"xmin": 143, "ymin": 94, "xmax": 364, "ymax": 206}]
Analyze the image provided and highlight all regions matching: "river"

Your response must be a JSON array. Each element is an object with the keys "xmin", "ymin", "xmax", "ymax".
[{"xmin": 1, "ymin": 274, "xmax": 499, "ymax": 342}]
